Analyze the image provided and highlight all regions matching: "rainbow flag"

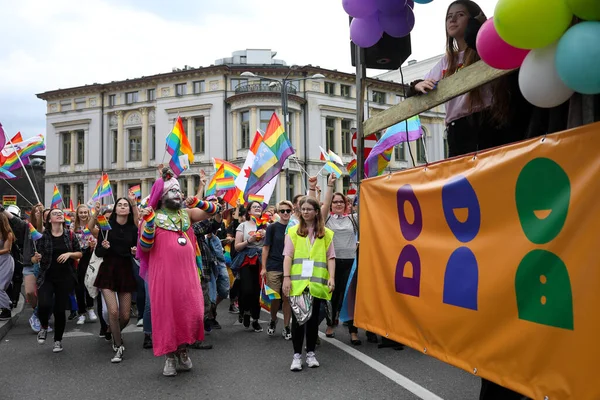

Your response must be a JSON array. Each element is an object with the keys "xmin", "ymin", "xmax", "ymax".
[
  {"xmin": 51, "ymin": 185, "xmax": 63, "ymax": 209},
  {"xmin": 64, "ymin": 213, "xmax": 72, "ymax": 226},
  {"xmin": 28, "ymin": 222, "xmax": 43, "ymax": 241},
  {"xmin": 213, "ymin": 158, "xmax": 241, "ymax": 178},
  {"xmin": 82, "ymin": 226, "xmax": 91, "ymax": 236},
  {"xmin": 223, "ymin": 243, "xmax": 232, "ymax": 265},
  {"xmin": 247, "ymin": 194, "xmax": 264, "ymax": 204},
  {"xmin": 244, "ymin": 113, "xmax": 295, "ymax": 197},
  {"xmin": 96, "ymin": 215, "xmax": 112, "ymax": 231},
  {"xmin": 205, "ymin": 164, "xmax": 224, "ymax": 197},
  {"xmin": 260, "ymin": 277, "xmax": 272, "ymax": 312},
  {"xmin": 91, "ymin": 173, "xmax": 113, "ymax": 201},
  {"xmin": 0, "ymin": 166, "xmax": 16, "ymax": 179},
  {"xmin": 264, "ymin": 284, "xmax": 281, "ymax": 300},
  {"xmin": 346, "ymin": 159, "xmax": 357, "ymax": 181},
  {"xmin": 166, "ymin": 116, "xmax": 194, "ymax": 177},
  {"xmin": 216, "ymin": 177, "xmax": 236, "ymax": 191},
  {"xmin": 15, "ymin": 135, "xmax": 45, "ymax": 160},
  {"xmin": 130, "ymin": 184, "xmax": 141, "ymax": 199}
]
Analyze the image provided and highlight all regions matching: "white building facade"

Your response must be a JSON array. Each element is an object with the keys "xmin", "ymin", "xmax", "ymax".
[{"xmin": 37, "ymin": 49, "xmax": 442, "ymax": 206}]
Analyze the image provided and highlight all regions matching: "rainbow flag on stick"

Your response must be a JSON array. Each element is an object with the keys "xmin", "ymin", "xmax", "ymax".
[
  {"xmin": 91, "ymin": 173, "xmax": 113, "ymax": 202},
  {"xmin": 205, "ymin": 164, "xmax": 224, "ymax": 197},
  {"xmin": 96, "ymin": 215, "xmax": 111, "ymax": 231},
  {"xmin": 264, "ymin": 284, "xmax": 281, "ymax": 300},
  {"xmin": 213, "ymin": 158, "xmax": 241, "ymax": 178},
  {"xmin": 28, "ymin": 222, "xmax": 43, "ymax": 241},
  {"xmin": 130, "ymin": 184, "xmax": 141, "ymax": 199},
  {"xmin": 216, "ymin": 177, "xmax": 236, "ymax": 191},
  {"xmin": 166, "ymin": 116, "xmax": 194, "ymax": 177},
  {"xmin": 64, "ymin": 213, "xmax": 72, "ymax": 227},
  {"xmin": 247, "ymin": 194, "xmax": 264, "ymax": 204},
  {"xmin": 51, "ymin": 185, "xmax": 63, "ymax": 209},
  {"xmin": 82, "ymin": 227, "xmax": 91, "ymax": 236},
  {"xmin": 260, "ymin": 277, "xmax": 272, "ymax": 312},
  {"xmin": 346, "ymin": 159, "xmax": 357, "ymax": 181}
]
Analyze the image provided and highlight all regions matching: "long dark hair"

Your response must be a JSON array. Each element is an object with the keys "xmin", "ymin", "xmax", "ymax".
[
  {"xmin": 44, "ymin": 209, "xmax": 66, "ymax": 232},
  {"xmin": 30, "ymin": 204, "xmax": 45, "ymax": 232},
  {"xmin": 109, "ymin": 197, "xmax": 135, "ymax": 227},
  {"xmin": 244, "ymin": 201, "xmax": 263, "ymax": 220},
  {"xmin": 0, "ymin": 213, "xmax": 14, "ymax": 242},
  {"xmin": 297, "ymin": 197, "xmax": 326, "ymax": 239}
]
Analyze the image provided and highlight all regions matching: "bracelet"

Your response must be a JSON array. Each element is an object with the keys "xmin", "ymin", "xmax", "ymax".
[
  {"xmin": 327, "ymin": 185, "xmax": 334, "ymax": 187},
  {"xmin": 283, "ymin": 275, "xmax": 290, "ymax": 278}
]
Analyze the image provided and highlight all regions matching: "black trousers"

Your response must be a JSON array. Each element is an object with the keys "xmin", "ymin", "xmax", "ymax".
[
  {"xmin": 292, "ymin": 298, "xmax": 322, "ymax": 354},
  {"xmin": 8, "ymin": 261, "xmax": 23, "ymax": 306},
  {"xmin": 76, "ymin": 250, "xmax": 94, "ymax": 314},
  {"xmin": 38, "ymin": 275, "xmax": 75, "ymax": 342},
  {"xmin": 326, "ymin": 258, "xmax": 357, "ymax": 334},
  {"xmin": 238, "ymin": 264, "xmax": 260, "ymax": 320}
]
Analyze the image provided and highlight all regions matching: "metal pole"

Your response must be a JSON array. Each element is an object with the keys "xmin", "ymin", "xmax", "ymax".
[
  {"xmin": 355, "ymin": 45, "xmax": 366, "ymax": 194},
  {"xmin": 282, "ymin": 81, "xmax": 288, "ymax": 201}
]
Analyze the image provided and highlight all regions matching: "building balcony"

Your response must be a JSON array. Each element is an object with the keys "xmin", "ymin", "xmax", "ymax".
[{"xmin": 234, "ymin": 83, "xmax": 297, "ymax": 95}]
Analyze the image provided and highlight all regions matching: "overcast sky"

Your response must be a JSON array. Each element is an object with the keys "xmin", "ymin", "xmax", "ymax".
[{"xmin": 0, "ymin": 0, "xmax": 498, "ymax": 140}]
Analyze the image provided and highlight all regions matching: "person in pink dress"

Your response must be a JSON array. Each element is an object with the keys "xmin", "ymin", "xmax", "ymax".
[{"xmin": 138, "ymin": 167, "xmax": 219, "ymax": 377}]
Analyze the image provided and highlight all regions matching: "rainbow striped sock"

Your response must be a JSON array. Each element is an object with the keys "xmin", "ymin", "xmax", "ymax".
[{"xmin": 140, "ymin": 210, "xmax": 156, "ymax": 249}]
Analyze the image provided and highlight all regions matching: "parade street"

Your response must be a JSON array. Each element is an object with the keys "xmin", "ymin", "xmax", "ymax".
[{"xmin": 0, "ymin": 307, "xmax": 480, "ymax": 400}]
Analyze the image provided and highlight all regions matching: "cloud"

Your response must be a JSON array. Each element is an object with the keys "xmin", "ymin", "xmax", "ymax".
[{"xmin": 0, "ymin": 0, "xmax": 499, "ymax": 140}]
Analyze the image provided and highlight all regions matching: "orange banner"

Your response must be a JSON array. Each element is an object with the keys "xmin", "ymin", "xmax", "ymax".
[{"xmin": 356, "ymin": 122, "xmax": 600, "ymax": 400}]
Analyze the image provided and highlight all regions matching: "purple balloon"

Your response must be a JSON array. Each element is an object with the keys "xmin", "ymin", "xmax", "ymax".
[
  {"xmin": 350, "ymin": 13, "xmax": 384, "ymax": 48},
  {"xmin": 380, "ymin": 6, "xmax": 415, "ymax": 38},
  {"xmin": 343, "ymin": 0, "xmax": 379, "ymax": 18},
  {"xmin": 376, "ymin": 0, "xmax": 407, "ymax": 14}
]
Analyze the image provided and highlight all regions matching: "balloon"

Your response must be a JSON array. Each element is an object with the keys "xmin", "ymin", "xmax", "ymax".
[
  {"xmin": 413, "ymin": 0, "xmax": 432, "ymax": 3},
  {"xmin": 566, "ymin": 0, "xmax": 600, "ymax": 21},
  {"xmin": 343, "ymin": 0, "xmax": 379, "ymax": 18},
  {"xmin": 376, "ymin": 0, "xmax": 407, "ymax": 14},
  {"xmin": 494, "ymin": 0, "xmax": 572, "ymax": 49},
  {"xmin": 476, "ymin": 18, "xmax": 529, "ymax": 70},
  {"xmin": 556, "ymin": 22, "xmax": 600, "ymax": 95},
  {"xmin": 380, "ymin": 6, "xmax": 415, "ymax": 38},
  {"xmin": 350, "ymin": 13, "xmax": 384, "ymax": 48},
  {"xmin": 519, "ymin": 43, "xmax": 574, "ymax": 108}
]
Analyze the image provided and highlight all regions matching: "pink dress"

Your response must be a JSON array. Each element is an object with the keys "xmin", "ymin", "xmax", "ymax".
[{"xmin": 148, "ymin": 226, "xmax": 204, "ymax": 356}]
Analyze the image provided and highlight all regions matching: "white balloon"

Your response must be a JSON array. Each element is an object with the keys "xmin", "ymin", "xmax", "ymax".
[{"xmin": 518, "ymin": 42, "xmax": 574, "ymax": 108}]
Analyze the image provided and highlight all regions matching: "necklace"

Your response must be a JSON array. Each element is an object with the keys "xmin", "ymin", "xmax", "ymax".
[{"xmin": 164, "ymin": 210, "xmax": 187, "ymax": 246}]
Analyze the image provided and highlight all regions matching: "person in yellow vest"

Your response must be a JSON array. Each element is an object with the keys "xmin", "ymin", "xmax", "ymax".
[{"xmin": 282, "ymin": 196, "xmax": 335, "ymax": 372}]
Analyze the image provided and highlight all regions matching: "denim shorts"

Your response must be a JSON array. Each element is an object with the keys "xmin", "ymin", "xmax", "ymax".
[{"xmin": 23, "ymin": 263, "xmax": 40, "ymax": 278}]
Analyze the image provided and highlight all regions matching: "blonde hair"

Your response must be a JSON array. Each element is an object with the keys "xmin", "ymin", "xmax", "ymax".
[{"xmin": 277, "ymin": 200, "xmax": 293, "ymax": 211}]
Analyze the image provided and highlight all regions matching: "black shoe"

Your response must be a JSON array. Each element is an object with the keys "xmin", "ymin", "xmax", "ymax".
[
  {"xmin": 190, "ymin": 340, "xmax": 213, "ymax": 350},
  {"xmin": 238, "ymin": 312, "xmax": 243, "ymax": 323},
  {"xmin": 143, "ymin": 334, "xmax": 153, "ymax": 349},
  {"xmin": 204, "ymin": 318, "xmax": 212, "ymax": 332},
  {"xmin": 211, "ymin": 319, "xmax": 222, "ymax": 329},
  {"xmin": 68, "ymin": 311, "xmax": 77, "ymax": 321},
  {"xmin": 243, "ymin": 313, "xmax": 250, "ymax": 328},
  {"xmin": 366, "ymin": 331, "xmax": 379, "ymax": 343},
  {"xmin": 252, "ymin": 320, "xmax": 263, "ymax": 333},
  {"xmin": 104, "ymin": 332, "xmax": 112, "ymax": 342},
  {"xmin": 0, "ymin": 308, "xmax": 11, "ymax": 321}
]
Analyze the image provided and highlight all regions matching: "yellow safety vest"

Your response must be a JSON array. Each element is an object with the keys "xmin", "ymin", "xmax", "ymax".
[{"xmin": 288, "ymin": 225, "xmax": 334, "ymax": 300}]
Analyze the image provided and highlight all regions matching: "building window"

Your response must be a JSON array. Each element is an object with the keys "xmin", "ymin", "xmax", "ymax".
[
  {"xmin": 175, "ymin": 83, "xmax": 187, "ymax": 96},
  {"xmin": 76, "ymin": 183, "xmax": 84, "ymax": 206},
  {"xmin": 240, "ymin": 111, "xmax": 250, "ymax": 149},
  {"xmin": 231, "ymin": 78, "xmax": 248, "ymax": 90},
  {"xmin": 194, "ymin": 117, "xmax": 205, "ymax": 154},
  {"xmin": 286, "ymin": 112, "xmax": 293, "ymax": 145},
  {"xmin": 125, "ymin": 91, "xmax": 138, "ymax": 104},
  {"xmin": 111, "ymin": 130, "xmax": 118, "ymax": 163},
  {"xmin": 260, "ymin": 109, "xmax": 275, "ymax": 132},
  {"xmin": 108, "ymin": 95, "xmax": 116, "ymax": 106},
  {"xmin": 111, "ymin": 183, "xmax": 117, "ymax": 198},
  {"xmin": 128, "ymin": 128, "xmax": 142, "ymax": 161},
  {"xmin": 75, "ymin": 98, "xmax": 86, "ymax": 110},
  {"xmin": 150, "ymin": 125, "xmax": 156, "ymax": 160},
  {"xmin": 341, "ymin": 120, "xmax": 352, "ymax": 155},
  {"xmin": 147, "ymin": 89, "xmax": 156, "ymax": 101},
  {"xmin": 61, "ymin": 132, "xmax": 71, "ymax": 165},
  {"xmin": 417, "ymin": 137, "xmax": 427, "ymax": 163},
  {"xmin": 324, "ymin": 82, "xmax": 335, "ymax": 95},
  {"xmin": 77, "ymin": 131, "xmax": 85, "ymax": 164},
  {"xmin": 289, "ymin": 81, "xmax": 300, "ymax": 91},
  {"xmin": 325, "ymin": 117, "xmax": 335, "ymax": 152},
  {"xmin": 194, "ymin": 176, "xmax": 200, "ymax": 195},
  {"xmin": 286, "ymin": 173, "xmax": 296, "ymax": 201},
  {"xmin": 193, "ymin": 80, "xmax": 205, "ymax": 94},
  {"xmin": 60, "ymin": 100, "xmax": 72, "ymax": 112},
  {"xmin": 372, "ymin": 91, "xmax": 385, "ymax": 105},
  {"xmin": 62, "ymin": 185, "xmax": 71, "ymax": 208},
  {"xmin": 395, "ymin": 143, "xmax": 406, "ymax": 161},
  {"xmin": 341, "ymin": 84, "xmax": 351, "ymax": 97},
  {"xmin": 342, "ymin": 176, "xmax": 351, "ymax": 194}
]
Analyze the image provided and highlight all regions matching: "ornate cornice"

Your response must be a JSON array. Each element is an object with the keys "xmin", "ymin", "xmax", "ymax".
[
  {"xmin": 51, "ymin": 119, "xmax": 92, "ymax": 128},
  {"xmin": 226, "ymin": 91, "xmax": 306, "ymax": 105},
  {"xmin": 164, "ymin": 104, "xmax": 213, "ymax": 114}
]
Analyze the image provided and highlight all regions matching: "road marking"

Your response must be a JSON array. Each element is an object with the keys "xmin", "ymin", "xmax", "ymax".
[
  {"xmin": 121, "ymin": 325, "xmax": 143, "ymax": 334},
  {"xmin": 62, "ymin": 331, "xmax": 94, "ymax": 338},
  {"xmin": 262, "ymin": 309, "xmax": 444, "ymax": 400}
]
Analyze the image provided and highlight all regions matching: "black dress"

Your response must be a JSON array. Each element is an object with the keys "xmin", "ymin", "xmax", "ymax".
[{"xmin": 94, "ymin": 222, "xmax": 138, "ymax": 293}]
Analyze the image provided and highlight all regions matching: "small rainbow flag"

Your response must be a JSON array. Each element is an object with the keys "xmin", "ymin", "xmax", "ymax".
[
  {"xmin": 82, "ymin": 226, "xmax": 91, "ymax": 236},
  {"xmin": 166, "ymin": 116, "xmax": 194, "ymax": 177},
  {"xmin": 0, "ymin": 166, "xmax": 16, "ymax": 180},
  {"xmin": 223, "ymin": 243, "xmax": 232, "ymax": 265},
  {"xmin": 264, "ymin": 284, "xmax": 281, "ymax": 300},
  {"xmin": 260, "ymin": 277, "xmax": 272, "ymax": 312},
  {"xmin": 216, "ymin": 177, "xmax": 236, "ymax": 191},
  {"xmin": 213, "ymin": 158, "xmax": 241, "ymax": 178},
  {"xmin": 28, "ymin": 222, "xmax": 43, "ymax": 241},
  {"xmin": 130, "ymin": 184, "xmax": 141, "ymax": 199},
  {"xmin": 346, "ymin": 159, "xmax": 357, "ymax": 181},
  {"xmin": 96, "ymin": 215, "xmax": 111, "ymax": 231},
  {"xmin": 51, "ymin": 185, "xmax": 63, "ymax": 209},
  {"xmin": 91, "ymin": 173, "xmax": 113, "ymax": 201},
  {"xmin": 247, "ymin": 194, "xmax": 264, "ymax": 204},
  {"xmin": 64, "ymin": 213, "xmax": 72, "ymax": 226}
]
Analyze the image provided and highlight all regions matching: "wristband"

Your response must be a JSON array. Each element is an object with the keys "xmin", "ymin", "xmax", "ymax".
[
  {"xmin": 283, "ymin": 275, "xmax": 290, "ymax": 278},
  {"xmin": 327, "ymin": 185, "xmax": 334, "ymax": 187}
]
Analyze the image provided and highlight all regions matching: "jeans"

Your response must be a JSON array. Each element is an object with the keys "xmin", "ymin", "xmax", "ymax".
[
  {"xmin": 38, "ymin": 275, "xmax": 75, "ymax": 342},
  {"xmin": 209, "ymin": 262, "xmax": 229, "ymax": 304},
  {"xmin": 292, "ymin": 298, "xmax": 322, "ymax": 354},
  {"xmin": 143, "ymin": 280, "xmax": 152, "ymax": 334}
]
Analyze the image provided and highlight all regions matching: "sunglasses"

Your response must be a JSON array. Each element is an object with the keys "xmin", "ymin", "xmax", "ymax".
[{"xmin": 279, "ymin": 209, "xmax": 292, "ymax": 214}]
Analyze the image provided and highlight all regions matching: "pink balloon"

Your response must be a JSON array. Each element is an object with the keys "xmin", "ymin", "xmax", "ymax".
[
  {"xmin": 376, "ymin": 0, "xmax": 407, "ymax": 14},
  {"xmin": 343, "ymin": 0, "xmax": 379, "ymax": 18},
  {"xmin": 476, "ymin": 18, "xmax": 530, "ymax": 70},
  {"xmin": 380, "ymin": 6, "xmax": 415, "ymax": 38},
  {"xmin": 350, "ymin": 13, "xmax": 384, "ymax": 48}
]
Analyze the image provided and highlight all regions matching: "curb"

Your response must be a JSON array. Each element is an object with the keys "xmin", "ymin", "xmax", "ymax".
[{"xmin": 0, "ymin": 294, "xmax": 25, "ymax": 341}]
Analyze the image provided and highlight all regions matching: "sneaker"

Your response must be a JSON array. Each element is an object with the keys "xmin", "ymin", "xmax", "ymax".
[
  {"xmin": 37, "ymin": 328, "xmax": 48, "ymax": 344},
  {"xmin": 87, "ymin": 309, "xmax": 98, "ymax": 322},
  {"xmin": 290, "ymin": 353, "xmax": 303, "ymax": 371},
  {"xmin": 105, "ymin": 332, "xmax": 112, "ymax": 342},
  {"xmin": 211, "ymin": 319, "xmax": 222, "ymax": 330},
  {"xmin": 176, "ymin": 350, "xmax": 193, "ymax": 371},
  {"xmin": 252, "ymin": 320, "xmax": 263, "ymax": 333},
  {"xmin": 243, "ymin": 312, "xmax": 250, "ymax": 328},
  {"xmin": 306, "ymin": 351, "xmax": 320, "ymax": 368},
  {"xmin": 112, "ymin": 340, "xmax": 126, "ymax": 352},
  {"xmin": 282, "ymin": 326, "xmax": 292, "ymax": 340},
  {"xmin": 228, "ymin": 304, "xmax": 239, "ymax": 314},
  {"xmin": 99, "ymin": 328, "xmax": 106, "ymax": 338},
  {"xmin": 111, "ymin": 345, "xmax": 124, "ymax": 363},
  {"xmin": 136, "ymin": 318, "xmax": 143, "ymax": 327},
  {"xmin": 163, "ymin": 356, "xmax": 177, "ymax": 376},
  {"xmin": 68, "ymin": 311, "xmax": 77, "ymax": 321},
  {"xmin": 0, "ymin": 308, "xmax": 11, "ymax": 321},
  {"xmin": 47, "ymin": 326, "xmax": 53, "ymax": 333},
  {"xmin": 143, "ymin": 334, "xmax": 153, "ymax": 349},
  {"xmin": 76, "ymin": 314, "xmax": 86, "ymax": 325},
  {"xmin": 268, "ymin": 320, "xmax": 277, "ymax": 336},
  {"xmin": 29, "ymin": 313, "xmax": 41, "ymax": 333},
  {"xmin": 53, "ymin": 341, "xmax": 63, "ymax": 353}
]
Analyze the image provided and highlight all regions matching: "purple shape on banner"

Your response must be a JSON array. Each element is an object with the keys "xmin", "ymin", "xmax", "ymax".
[
  {"xmin": 396, "ymin": 184, "xmax": 423, "ymax": 241},
  {"xmin": 395, "ymin": 244, "xmax": 421, "ymax": 297},
  {"xmin": 442, "ymin": 175, "xmax": 481, "ymax": 243}
]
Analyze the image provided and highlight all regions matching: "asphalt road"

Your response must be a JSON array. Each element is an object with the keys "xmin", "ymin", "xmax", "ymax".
[{"xmin": 0, "ymin": 305, "xmax": 480, "ymax": 400}]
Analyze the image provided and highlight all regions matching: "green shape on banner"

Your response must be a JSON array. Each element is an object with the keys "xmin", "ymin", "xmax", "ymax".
[
  {"xmin": 515, "ymin": 249, "xmax": 574, "ymax": 330},
  {"xmin": 515, "ymin": 158, "xmax": 570, "ymax": 244}
]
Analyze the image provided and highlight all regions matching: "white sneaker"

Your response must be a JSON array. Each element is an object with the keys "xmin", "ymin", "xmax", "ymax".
[
  {"xmin": 136, "ymin": 318, "xmax": 143, "ymax": 327},
  {"xmin": 163, "ymin": 356, "xmax": 177, "ymax": 376},
  {"xmin": 76, "ymin": 315, "xmax": 86, "ymax": 325},
  {"xmin": 290, "ymin": 353, "xmax": 303, "ymax": 371},
  {"xmin": 111, "ymin": 345, "xmax": 124, "ymax": 363},
  {"xmin": 37, "ymin": 328, "xmax": 48, "ymax": 344},
  {"xmin": 29, "ymin": 314, "xmax": 41, "ymax": 333},
  {"xmin": 306, "ymin": 351, "xmax": 320, "ymax": 368},
  {"xmin": 87, "ymin": 309, "xmax": 98, "ymax": 322},
  {"xmin": 53, "ymin": 341, "xmax": 63, "ymax": 353},
  {"xmin": 176, "ymin": 350, "xmax": 193, "ymax": 371}
]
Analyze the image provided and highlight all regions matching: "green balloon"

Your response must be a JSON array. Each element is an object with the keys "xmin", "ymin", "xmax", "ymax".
[
  {"xmin": 495, "ymin": 0, "xmax": 573, "ymax": 49},
  {"xmin": 566, "ymin": 0, "xmax": 600, "ymax": 21}
]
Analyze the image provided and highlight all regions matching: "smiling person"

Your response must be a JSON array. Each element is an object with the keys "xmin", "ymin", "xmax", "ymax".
[
  {"xmin": 32, "ymin": 209, "xmax": 82, "ymax": 353},
  {"xmin": 24, "ymin": 204, "xmax": 44, "ymax": 332},
  {"xmin": 72, "ymin": 204, "xmax": 98, "ymax": 325}
]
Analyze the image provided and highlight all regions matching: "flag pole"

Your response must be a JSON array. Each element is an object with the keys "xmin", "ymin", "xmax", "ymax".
[
  {"xmin": 1, "ymin": 178, "xmax": 35, "ymax": 206},
  {"xmin": 6, "ymin": 139, "xmax": 42, "ymax": 204}
]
